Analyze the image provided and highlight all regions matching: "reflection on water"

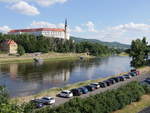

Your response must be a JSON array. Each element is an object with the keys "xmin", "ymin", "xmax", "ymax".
[{"xmin": 0, "ymin": 56, "xmax": 131, "ymax": 97}]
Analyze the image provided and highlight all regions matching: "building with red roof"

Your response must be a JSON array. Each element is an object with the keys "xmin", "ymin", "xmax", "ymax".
[
  {"xmin": 8, "ymin": 20, "xmax": 70, "ymax": 40},
  {"xmin": 0, "ymin": 40, "xmax": 18, "ymax": 54}
]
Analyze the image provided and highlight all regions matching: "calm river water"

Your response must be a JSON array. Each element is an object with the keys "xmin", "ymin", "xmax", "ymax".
[{"xmin": 0, "ymin": 56, "xmax": 131, "ymax": 97}]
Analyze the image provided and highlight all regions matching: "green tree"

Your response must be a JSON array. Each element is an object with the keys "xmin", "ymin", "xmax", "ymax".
[
  {"xmin": 129, "ymin": 37, "xmax": 149, "ymax": 67},
  {"xmin": 18, "ymin": 45, "xmax": 25, "ymax": 56}
]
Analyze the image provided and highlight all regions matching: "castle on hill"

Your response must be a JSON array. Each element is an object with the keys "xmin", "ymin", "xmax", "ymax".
[{"xmin": 8, "ymin": 20, "xmax": 70, "ymax": 40}]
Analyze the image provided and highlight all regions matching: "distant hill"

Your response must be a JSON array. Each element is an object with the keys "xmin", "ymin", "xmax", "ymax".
[{"xmin": 71, "ymin": 36, "xmax": 130, "ymax": 49}]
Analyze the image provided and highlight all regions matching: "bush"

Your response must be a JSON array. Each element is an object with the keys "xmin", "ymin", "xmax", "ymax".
[
  {"xmin": 0, "ymin": 86, "xmax": 21, "ymax": 113},
  {"xmin": 18, "ymin": 45, "xmax": 25, "ymax": 56},
  {"xmin": 141, "ymin": 84, "xmax": 150, "ymax": 94}
]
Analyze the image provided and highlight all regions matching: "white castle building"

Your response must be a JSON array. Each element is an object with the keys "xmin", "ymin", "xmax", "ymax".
[{"xmin": 8, "ymin": 20, "xmax": 70, "ymax": 40}]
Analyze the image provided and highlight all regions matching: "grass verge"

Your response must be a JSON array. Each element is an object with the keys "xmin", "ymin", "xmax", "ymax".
[{"xmin": 0, "ymin": 53, "xmax": 94, "ymax": 64}]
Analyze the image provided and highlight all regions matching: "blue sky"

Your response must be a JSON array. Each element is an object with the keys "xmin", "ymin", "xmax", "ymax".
[{"xmin": 0, "ymin": 0, "xmax": 150, "ymax": 44}]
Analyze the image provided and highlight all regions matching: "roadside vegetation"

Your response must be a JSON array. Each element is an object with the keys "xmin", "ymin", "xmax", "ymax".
[
  {"xmin": 113, "ymin": 95, "xmax": 150, "ymax": 113},
  {"xmin": 0, "ymin": 33, "xmax": 120, "ymax": 56},
  {"xmin": 0, "ymin": 81, "xmax": 150, "ymax": 113}
]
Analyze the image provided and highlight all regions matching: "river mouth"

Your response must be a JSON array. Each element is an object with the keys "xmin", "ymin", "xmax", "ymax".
[{"xmin": 0, "ymin": 56, "xmax": 131, "ymax": 97}]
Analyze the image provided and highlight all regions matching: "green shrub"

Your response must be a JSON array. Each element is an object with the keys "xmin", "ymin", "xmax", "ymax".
[{"xmin": 141, "ymin": 84, "xmax": 150, "ymax": 94}]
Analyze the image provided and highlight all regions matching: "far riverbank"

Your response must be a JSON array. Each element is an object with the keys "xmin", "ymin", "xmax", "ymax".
[{"xmin": 0, "ymin": 52, "xmax": 94, "ymax": 64}]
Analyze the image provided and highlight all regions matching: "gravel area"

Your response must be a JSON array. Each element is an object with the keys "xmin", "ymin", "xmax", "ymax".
[{"xmin": 54, "ymin": 72, "xmax": 150, "ymax": 106}]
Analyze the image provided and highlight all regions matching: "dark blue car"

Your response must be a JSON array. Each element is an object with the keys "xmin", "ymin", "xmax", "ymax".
[
  {"xmin": 117, "ymin": 76, "xmax": 126, "ymax": 81},
  {"xmin": 84, "ymin": 85, "xmax": 96, "ymax": 91},
  {"xmin": 79, "ymin": 87, "xmax": 88, "ymax": 94}
]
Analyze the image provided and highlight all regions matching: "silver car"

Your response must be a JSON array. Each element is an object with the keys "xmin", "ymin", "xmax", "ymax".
[
  {"xmin": 40, "ymin": 97, "xmax": 55, "ymax": 105},
  {"xmin": 59, "ymin": 90, "xmax": 73, "ymax": 98}
]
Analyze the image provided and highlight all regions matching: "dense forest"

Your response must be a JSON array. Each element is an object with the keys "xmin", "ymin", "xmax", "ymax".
[{"xmin": 0, "ymin": 33, "xmax": 120, "ymax": 56}]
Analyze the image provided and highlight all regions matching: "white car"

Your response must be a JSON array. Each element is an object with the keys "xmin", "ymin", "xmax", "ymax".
[
  {"xmin": 40, "ymin": 96, "xmax": 55, "ymax": 105},
  {"xmin": 59, "ymin": 90, "xmax": 73, "ymax": 98},
  {"xmin": 91, "ymin": 83, "xmax": 100, "ymax": 89}
]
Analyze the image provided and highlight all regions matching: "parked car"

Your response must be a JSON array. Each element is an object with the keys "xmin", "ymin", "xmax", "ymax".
[
  {"xmin": 108, "ymin": 79, "xmax": 116, "ymax": 84},
  {"xmin": 30, "ymin": 99, "xmax": 45, "ymax": 108},
  {"xmin": 123, "ymin": 74, "xmax": 132, "ymax": 79},
  {"xmin": 140, "ymin": 78, "xmax": 150, "ymax": 86},
  {"xmin": 79, "ymin": 87, "xmax": 88, "ymax": 94},
  {"xmin": 117, "ymin": 76, "xmax": 126, "ymax": 81},
  {"xmin": 98, "ymin": 82, "xmax": 107, "ymax": 88},
  {"xmin": 71, "ymin": 88, "xmax": 83, "ymax": 96},
  {"xmin": 129, "ymin": 72, "xmax": 137, "ymax": 77},
  {"xmin": 109, "ymin": 77, "xmax": 120, "ymax": 83},
  {"xmin": 131, "ymin": 69, "xmax": 140, "ymax": 75},
  {"xmin": 103, "ymin": 80, "xmax": 111, "ymax": 86},
  {"xmin": 103, "ymin": 79, "xmax": 115, "ymax": 86},
  {"xmin": 144, "ymin": 78, "xmax": 150, "ymax": 84},
  {"xmin": 84, "ymin": 85, "xmax": 96, "ymax": 91},
  {"xmin": 91, "ymin": 83, "xmax": 100, "ymax": 89},
  {"xmin": 59, "ymin": 90, "xmax": 73, "ymax": 98},
  {"xmin": 40, "ymin": 97, "xmax": 55, "ymax": 105}
]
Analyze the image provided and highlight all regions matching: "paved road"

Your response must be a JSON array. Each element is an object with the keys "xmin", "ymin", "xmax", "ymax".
[
  {"xmin": 54, "ymin": 72, "xmax": 150, "ymax": 106},
  {"xmin": 138, "ymin": 107, "xmax": 150, "ymax": 113}
]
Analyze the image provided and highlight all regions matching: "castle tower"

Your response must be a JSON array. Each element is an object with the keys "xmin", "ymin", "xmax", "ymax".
[
  {"xmin": 64, "ymin": 19, "xmax": 67, "ymax": 40},
  {"xmin": 64, "ymin": 19, "xmax": 70, "ymax": 40}
]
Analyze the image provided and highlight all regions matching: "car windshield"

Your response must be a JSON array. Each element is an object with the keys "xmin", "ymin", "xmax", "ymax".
[
  {"xmin": 69, "ymin": 92, "xmax": 72, "ymax": 94},
  {"xmin": 42, "ymin": 98, "xmax": 49, "ymax": 100},
  {"xmin": 42, "ymin": 97, "xmax": 53, "ymax": 100},
  {"xmin": 61, "ymin": 91, "xmax": 67, "ymax": 94}
]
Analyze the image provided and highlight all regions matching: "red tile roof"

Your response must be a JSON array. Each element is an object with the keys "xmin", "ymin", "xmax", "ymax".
[
  {"xmin": 3, "ymin": 40, "xmax": 17, "ymax": 45},
  {"xmin": 9, "ymin": 28, "xmax": 65, "ymax": 33}
]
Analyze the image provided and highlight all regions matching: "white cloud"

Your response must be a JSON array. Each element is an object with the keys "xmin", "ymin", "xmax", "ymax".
[
  {"xmin": 0, "ymin": 26, "xmax": 11, "ymax": 33},
  {"xmin": 73, "ymin": 26, "xmax": 84, "ymax": 33},
  {"xmin": 10, "ymin": 1, "xmax": 40, "ymax": 16},
  {"xmin": 85, "ymin": 21, "xmax": 98, "ymax": 33},
  {"xmin": 110, "ymin": 22, "xmax": 150, "ymax": 32},
  {"xmin": 91, "ymin": 22, "xmax": 150, "ymax": 44},
  {"xmin": 30, "ymin": 21, "xmax": 66, "ymax": 28},
  {"xmin": 30, "ymin": 21, "xmax": 56, "ymax": 28},
  {"xmin": 30, "ymin": 0, "xmax": 68, "ymax": 6},
  {"xmin": 58, "ymin": 23, "xmax": 65, "ymax": 28}
]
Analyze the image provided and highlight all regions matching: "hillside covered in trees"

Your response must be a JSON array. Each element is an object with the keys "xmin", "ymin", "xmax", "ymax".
[
  {"xmin": 71, "ymin": 36, "xmax": 130, "ymax": 49},
  {"xmin": 0, "ymin": 33, "xmax": 120, "ymax": 56}
]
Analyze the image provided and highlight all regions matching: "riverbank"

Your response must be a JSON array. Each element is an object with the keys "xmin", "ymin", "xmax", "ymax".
[
  {"xmin": 11, "ymin": 66, "xmax": 150, "ymax": 105},
  {"xmin": 118, "ymin": 52, "xmax": 129, "ymax": 56},
  {"xmin": 0, "ymin": 52, "xmax": 94, "ymax": 64}
]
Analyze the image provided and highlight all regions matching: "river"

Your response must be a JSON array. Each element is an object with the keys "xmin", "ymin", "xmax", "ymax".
[{"xmin": 0, "ymin": 56, "xmax": 131, "ymax": 97}]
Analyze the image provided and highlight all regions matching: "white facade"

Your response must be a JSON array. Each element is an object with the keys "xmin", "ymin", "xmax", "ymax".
[{"xmin": 9, "ymin": 28, "xmax": 70, "ymax": 40}]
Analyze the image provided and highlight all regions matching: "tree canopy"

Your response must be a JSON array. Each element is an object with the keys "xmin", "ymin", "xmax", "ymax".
[
  {"xmin": 0, "ymin": 33, "xmax": 119, "ymax": 56},
  {"xmin": 129, "ymin": 37, "xmax": 150, "ymax": 67}
]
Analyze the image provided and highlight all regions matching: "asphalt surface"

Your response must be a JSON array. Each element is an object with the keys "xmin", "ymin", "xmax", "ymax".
[
  {"xmin": 138, "ymin": 107, "xmax": 150, "ymax": 113},
  {"xmin": 54, "ymin": 72, "xmax": 150, "ymax": 106}
]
